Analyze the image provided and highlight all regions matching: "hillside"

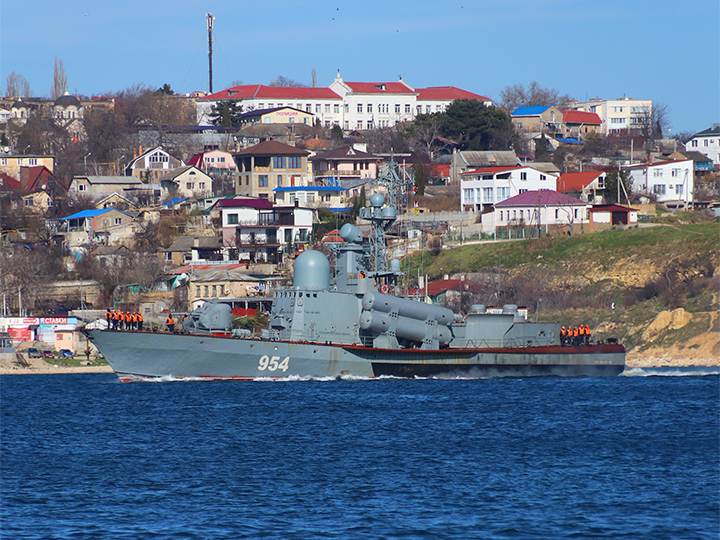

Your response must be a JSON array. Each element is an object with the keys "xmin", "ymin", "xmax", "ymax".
[{"xmin": 401, "ymin": 222, "xmax": 719, "ymax": 366}]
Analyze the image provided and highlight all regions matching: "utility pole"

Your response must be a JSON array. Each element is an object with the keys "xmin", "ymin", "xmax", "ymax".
[{"xmin": 207, "ymin": 13, "xmax": 215, "ymax": 94}]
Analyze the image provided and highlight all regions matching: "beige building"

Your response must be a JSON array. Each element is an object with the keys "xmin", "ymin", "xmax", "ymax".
[
  {"xmin": 160, "ymin": 166, "xmax": 213, "ymax": 200},
  {"xmin": 234, "ymin": 141, "xmax": 311, "ymax": 199},
  {"xmin": 568, "ymin": 97, "xmax": 653, "ymax": 135},
  {"xmin": 0, "ymin": 154, "xmax": 55, "ymax": 178}
]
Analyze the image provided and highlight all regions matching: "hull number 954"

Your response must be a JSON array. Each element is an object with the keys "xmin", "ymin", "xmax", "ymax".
[{"xmin": 258, "ymin": 355, "xmax": 290, "ymax": 372}]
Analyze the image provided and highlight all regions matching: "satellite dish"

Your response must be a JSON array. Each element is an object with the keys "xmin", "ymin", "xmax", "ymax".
[{"xmin": 2, "ymin": 147, "xmax": 9, "ymax": 153}]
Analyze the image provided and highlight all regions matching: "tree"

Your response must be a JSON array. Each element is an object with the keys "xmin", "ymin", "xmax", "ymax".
[
  {"xmin": 441, "ymin": 100, "xmax": 513, "ymax": 151},
  {"xmin": 269, "ymin": 75, "xmax": 304, "ymax": 87},
  {"xmin": 83, "ymin": 106, "xmax": 128, "ymax": 166},
  {"xmin": 51, "ymin": 56, "xmax": 68, "ymax": 99},
  {"xmin": 498, "ymin": 81, "xmax": 574, "ymax": 112},
  {"xmin": 404, "ymin": 113, "xmax": 448, "ymax": 160},
  {"xmin": 604, "ymin": 169, "xmax": 632, "ymax": 205},
  {"xmin": 330, "ymin": 124, "xmax": 344, "ymax": 142},
  {"xmin": 534, "ymin": 133, "xmax": 550, "ymax": 162},
  {"xmin": 209, "ymin": 100, "xmax": 244, "ymax": 128},
  {"xmin": 652, "ymin": 102, "xmax": 671, "ymax": 140},
  {"xmin": 413, "ymin": 157, "xmax": 427, "ymax": 196},
  {"xmin": 6, "ymin": 72, "xmax": 31, "ymax": 97},
  {"xmin": 157, "ymin": 83, "xmax": 175, "ymax": 95}
]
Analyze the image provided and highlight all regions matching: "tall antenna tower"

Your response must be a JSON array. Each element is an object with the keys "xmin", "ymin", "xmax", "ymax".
[{"xmin": 207, "ymin": 13, "xmax": 215, "ymax": 94}]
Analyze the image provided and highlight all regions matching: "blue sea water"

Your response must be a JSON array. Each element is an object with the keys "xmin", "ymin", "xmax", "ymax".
[{"xmin": 1, "ymin": 368, "xmax": 718, "ymax": 539}]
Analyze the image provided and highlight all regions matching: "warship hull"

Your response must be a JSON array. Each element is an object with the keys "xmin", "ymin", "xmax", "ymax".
[{"xmin": 84, "ymin": 329, "xmax": 626, "ymax": 382}]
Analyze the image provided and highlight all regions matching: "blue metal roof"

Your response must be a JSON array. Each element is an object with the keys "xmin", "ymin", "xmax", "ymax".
[
  {"xmin": 511, "ymin": 105, "xmax": 553, "ymax": 117},
  {"xmin": 161, "ymin": 196, "xmax": 189, "ymax": 206},
  {"xmin": 273, "ymin": 186, "xmax": 346, "ymax": 192},
  {"xmin": 57, "ymin": 208, "xmax": 134, "ymax": 221},
  {"xmin": 556, "ymin": 137, "xmax": 584, "ymax": 145}
]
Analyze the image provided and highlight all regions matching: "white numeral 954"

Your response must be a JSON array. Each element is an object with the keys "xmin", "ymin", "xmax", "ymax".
[{"xmin": 258, "ymin": 355, "xmax": 290, "ymax": 372}]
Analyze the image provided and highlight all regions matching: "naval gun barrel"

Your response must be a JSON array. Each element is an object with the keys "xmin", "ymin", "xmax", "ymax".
[{"xmin": 362, "ymin": 292, "xmax": 455, "ymax": 326}]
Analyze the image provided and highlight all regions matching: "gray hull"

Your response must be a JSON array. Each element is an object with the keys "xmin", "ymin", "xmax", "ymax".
[{"xmin": 84, "ymin": 330, "xmax": 626, "ymax": 381}]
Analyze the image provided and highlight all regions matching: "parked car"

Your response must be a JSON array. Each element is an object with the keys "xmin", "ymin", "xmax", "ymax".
[
  {"xmin": 27, "ymin": 348, "xmax": 42, "ymax": 358},
  {"xmin": 42, "ymin": 350, "xmax": 54, "ymax": 358},
  {"xmin": 59, "ymin": 349, "xmax": 74, "ymax": 358}
]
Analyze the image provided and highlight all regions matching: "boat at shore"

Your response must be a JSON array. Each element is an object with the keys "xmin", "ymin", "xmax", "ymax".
[{"xmin": 83, "ymin": 164, "xmax": 625, "ymax": 381}]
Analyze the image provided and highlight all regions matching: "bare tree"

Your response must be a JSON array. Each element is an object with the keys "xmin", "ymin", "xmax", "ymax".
[
  {"xmin": 6, "ymin": 72, "xmax": 32, "ymax": 97},
  {"xmin": 498, "ymin": 82, "xmax": 574, "ymax": 112},
  {"xmin": 403, "ymin": 114, "xmax": 448, "ymax": 160},
  {"xmin": 269, "ymin": 75, "xmax": 304, "ymax": 87},
  {"xmin": 652, "ymin": 102, "xmax": 671, "ymax": 139},
  {"xmin": 51, "ymin": 56, "xmax": 68, "ymax": 99}
]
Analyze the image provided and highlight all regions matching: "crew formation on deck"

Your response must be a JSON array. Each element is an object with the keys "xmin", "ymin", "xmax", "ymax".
[
  {"xmin": 105, "ymin": 309, "xmax": 143, "ymax": 331},
  {"xmin": 559, "ymin": 325, "xmax": 591, "ymax": 346}
]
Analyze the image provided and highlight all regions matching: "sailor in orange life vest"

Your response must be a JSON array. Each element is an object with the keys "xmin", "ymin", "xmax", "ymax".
[{"xmin": 167, "ymin": 314, "xmax": 175, "ymax": 333}]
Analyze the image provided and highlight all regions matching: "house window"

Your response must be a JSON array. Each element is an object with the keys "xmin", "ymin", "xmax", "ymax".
[
  {"xmin": 574, "ymin": 209, "xmax": 579, "ymax": 219},
  {"xmin": 483, "ymin": 187, "xmax": 493, "ymax": 202},
  {"xmin": 228, "ymin": 213, "xmax": 238, "ymax": 225},
  {"xmin": 24, "ymin": 198, "xmax": 33, "ymax": 207},
  {"xmin": 204, "ymin": 285, "xmax": 209, "ymax": 296},
  {"xmin": 0, "ymin": 159, "xmax": 6, "ymax": 165},
  {"xmin": 315, "ymin": 104, "xmax": 321, "ymax": 113},
  {"xmin": 520, "ymin": 172, "xmax": 527, "ymax": 180},
  {"xmin": 496, "ymin": 187, "xmax": 509, "ymax": 201},
  {"xmin": 288, "ymin": 156, "xmax": 301, "ymax": 169},
  {"xmin": 199, "ymin": 182, "xmax": 205, "ymax": 190},
  {"xmin": 555, "ymin": 209, "xmax": 560, "ymax": 219},
  {"xmin": 325, "ymin": 104, "xmax": 330, "ymax": 113},
  {"xmin": 675, "ymin": 185, "xmax": 683, "ymax": 195},
  {"xmin": 357, "ymin": 121, "xmax": 363, "ymax": 130},
  {"xmin": 259, "ymin": 175, "xmax": 268, "ymax": 187},
  {"xmin": 196, "ymin": 286, "xmax": 201, "ymax": 297},
  {"xmin": 277, "ymin": 175, "xmax": 283, "ymax": 187},
  {"xmin": 367, "ymin": 103, "xmax": 373, "ymax": 113},
  {"xmin": 357, "ymin": 103, "xmax": 363, "ymax": 113},
  {"xmin": 305, "ymin": 104, "xmax": 311, "ymax": 112},
  {"xmin": 417, "ymin": 105, "xmax": 422, "ymax": 114},
  {"xmin": 186, "ymin": 183, "xmax": 194, "ymax": 190},
  {"xmin": 653, "ymin": 184, "xmax": 666, "ymax": 195},
  {"xmin": 334, "ymin": 104, "xmax": 340, "ymax": 113},
  {"xmin": 653, "ymin": 169, "xmax": 663, "ymax": 177},
  {"xmin": 395, "ymin": 104, "xmax": 400, "ymax": 114},
  {"xmin": 540, "ymin": 175, "xmax": 546, "ymax": 181},
  {"xmin": 426, "ymin": 105, "xmax": 431, "ymax": 113},
  {"xmin": 115, "ymin": 218, "xmax": 122, "ymax": 225},
  {"xmin": 78, "ymin": 184, "xmax": 86, "ymax": 192},
  {"xmin": 405, "ymin": 104, "xmax": 411, "ymax": 114},
  {"xmin": 273, "ymin": 156, "xmax": 286, "ymax": 168},
  {"xmin": 29, "ymin": 158, "xmax": 37, "ymax": 166},
  {"xmin": 307, "ymin": 193, "xmax": 316, "ymax": 203},
  {"xmin": 671, "ymin": 168, "xmax": 681, "ymax": 177},
  {"xmin": 499, "ymin": 211, "xmax": 503, "ymax": 221}
]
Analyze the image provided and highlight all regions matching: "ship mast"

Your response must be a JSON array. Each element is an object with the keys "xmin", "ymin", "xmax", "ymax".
[{"xmin": 359, "ymin": 157, "xmax": 415, "ymax": 272}]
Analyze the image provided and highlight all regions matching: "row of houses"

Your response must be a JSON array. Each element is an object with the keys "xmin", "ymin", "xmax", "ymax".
[{"xmin": 460, "ymin": 157, "xmax": 697, "ymax": 210}]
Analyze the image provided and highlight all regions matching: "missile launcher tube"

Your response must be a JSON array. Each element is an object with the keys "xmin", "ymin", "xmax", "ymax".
[
  {"xmin": 362, "ymin": 292, "xmax": 455, "ymax": 326},
  {"xmin": 360, "ymin": 311, "xmax": 452, "ymax": 346}
]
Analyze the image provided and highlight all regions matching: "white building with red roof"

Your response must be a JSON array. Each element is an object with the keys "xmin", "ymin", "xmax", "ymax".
[
  {"xmin": 558, "ymin": 170, "xmax": 608, "ymax": 204},
  {"xmin": 460, "ymin": 165, "xmax": 558, "ymax": 211},
  {"xmin": 623, "ymin": 158, "xmax": 694, "ymax": 209},
  {"xmin": 198, "ymin": 71, "xmax": 491, "ymax": 131}
]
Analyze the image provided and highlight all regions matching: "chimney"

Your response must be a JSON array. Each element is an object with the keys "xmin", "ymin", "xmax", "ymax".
[{"xmin": 193, "ymin": 237, "xmax": 200, "ymax": 247}]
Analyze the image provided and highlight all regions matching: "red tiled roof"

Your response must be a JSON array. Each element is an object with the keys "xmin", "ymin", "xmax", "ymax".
[
  {"xmin": 344, "ymin": 82, "xmax": 416, "ymax": 94},
  {"xmin": 558, "ymin": 171, "xmax": 604, "ymax": 192},
  {"xmin": 200, "ymin": 85, "xmax": 340, "ymax": 101},
  {"xmin": 495, "ymin": 190, "xmax": 586, "ymax": 207},
  {"xmin": 217, "ymin": 198, "xmax": 275, "ymax": 210},
  {"xmin": 0, "ymin": 172, "xmax": 21, "ymax": 192},
  {"xmin": 562, "ymin": 110, "xmax": 602, "ymax": 125},
  {"xmin": 416, "ymin": 86, "xmax": 490, "ymax": 102},
  {"xmin": 589, "ymin": 204, "xmax": 637, "ymax": 213},
  {"xmin": 234, "ymin": 140, "xmax": 310, "ymax": 156}
]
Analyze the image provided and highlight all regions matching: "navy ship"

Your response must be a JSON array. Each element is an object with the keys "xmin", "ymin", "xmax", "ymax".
[{"xmin": 83, "ymin": 162, "xmax": 624, "ymax": 381}]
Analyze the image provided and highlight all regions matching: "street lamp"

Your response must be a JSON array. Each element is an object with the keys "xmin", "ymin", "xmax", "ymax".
[{"xmin": 84, "ymin": 152, "xmax": 91, "ymax": 174}]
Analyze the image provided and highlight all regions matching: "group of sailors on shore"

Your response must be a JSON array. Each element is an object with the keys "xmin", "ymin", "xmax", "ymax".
[
  {"xmin": 105, "ymin": 309, "xmax": 143, "ymax": 331},
  {"xmin": 560, "ymin": 325, "xmax": 591, "ymax": 346}
]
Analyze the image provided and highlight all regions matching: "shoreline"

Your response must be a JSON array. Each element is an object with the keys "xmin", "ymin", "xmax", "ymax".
[{"xmin": 0, "ymin": 358, "xmax": 717, "ymax": 376}]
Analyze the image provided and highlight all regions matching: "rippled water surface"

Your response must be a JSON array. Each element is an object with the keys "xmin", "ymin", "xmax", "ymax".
[{"xmin": 2, "ymin": 369, "xmax": 718, "ymax": 539}]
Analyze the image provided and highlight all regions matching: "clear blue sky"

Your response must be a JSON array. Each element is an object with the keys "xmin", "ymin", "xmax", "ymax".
[{"xmin": 2, "ymin": 0, "xmax": 718, "ymax": 135}]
